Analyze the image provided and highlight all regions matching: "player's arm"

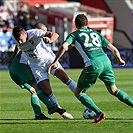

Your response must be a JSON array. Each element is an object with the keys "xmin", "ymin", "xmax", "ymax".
[
  {"xmin": 11, "ymin": 45, "xmax": 21, "ymax": 57},
  {"xmin": 107, "ymin": 43, "xmax": 125, "ymax": 66},
  {"xmin": 43, "ymin": 31, "xmax": 59, "ymax": 44},
  {"xmin": 3, "ymin": 45, "xmax": 21, "ymax": 64},
  {"xmin": 48, "ymin": 42, "xmax": 69, "ymax": 74}
]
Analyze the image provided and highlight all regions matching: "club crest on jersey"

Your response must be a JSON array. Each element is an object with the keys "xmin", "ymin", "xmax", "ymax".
[
  {"xmin": 29, "ymin": 40, "xmax": 34, "ymax": 45},
  {"xmin": 36, "ymin": 77, "xmax": 39, "ymax": 82}
]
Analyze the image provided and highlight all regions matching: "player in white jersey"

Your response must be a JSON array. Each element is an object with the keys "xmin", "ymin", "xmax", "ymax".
[
  {"xmin": 33, "ymin": 22, "xmax": 77, "ymax": 92},
  {"xmin": 12, "ymin": 25, "xmax": 77, "ymax": 119}
]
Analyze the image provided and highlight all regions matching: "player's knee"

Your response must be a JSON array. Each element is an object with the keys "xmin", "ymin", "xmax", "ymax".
[
  {"xmin": 106, "ymin": 85, "xmax": 117, "ymax": 95},
  {"xmin": 45, "ymin": 90, "xmax": 52, "ymax": 96},
  {"xmin": 74, "ymin": 87, "xmax": 82, "ymax": 97},
  {"xmin": 55, "ymin": 69, "xmax": 69, "ymax": 83}
]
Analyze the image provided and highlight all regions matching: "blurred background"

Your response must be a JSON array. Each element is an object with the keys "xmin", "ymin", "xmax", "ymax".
[{"xmin": 0, "ymin": 0, "xmax": 132, "ymax": 69}]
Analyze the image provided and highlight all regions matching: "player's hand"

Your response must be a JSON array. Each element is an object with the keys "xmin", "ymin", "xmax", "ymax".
[
  {"xmin": 48, "ymin": 63, "xmax": 56, "ymax": 74},
  {"xmin": 3, "ymin": 57, "xmax": 13, "ymax": 65},
  {"xmin": 43, "ymin": 37, "xmax": 51, "ymax": 43},
  {"xmin": 30, "ymin": 87, "xmax": 36, "ymax": 94},
  {"xmin": 117, "ymin": 59, "xmax": 125, "ymax": 66}
]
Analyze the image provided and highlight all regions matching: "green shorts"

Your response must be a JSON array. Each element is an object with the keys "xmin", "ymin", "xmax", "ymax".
[
  {"xmin": 77, "ymin": 59, "xmax": 115, "ymax": 90},
  {"xmin": 9, "ymin": 60, "xmax": 35, "ymax": 89}
]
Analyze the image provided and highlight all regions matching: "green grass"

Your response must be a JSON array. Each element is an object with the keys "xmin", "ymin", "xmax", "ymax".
[{"xmin": 0, "ymin": 68, "xmax": 133, "ymax": 133}]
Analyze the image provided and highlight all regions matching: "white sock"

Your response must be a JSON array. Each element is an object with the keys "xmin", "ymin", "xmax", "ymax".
[
  {"xmin": 65, "ymin": 78, "xmax": 77, "ymax": 93},
  {"xmin": 48, "ymin": 93, "xmax": 61, "ymax": 108}
]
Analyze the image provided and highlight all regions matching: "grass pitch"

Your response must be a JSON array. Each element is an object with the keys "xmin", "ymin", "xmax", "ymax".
[{"xmin": 0, "ymin": 68, "xmax": 133, "ymax": 133}]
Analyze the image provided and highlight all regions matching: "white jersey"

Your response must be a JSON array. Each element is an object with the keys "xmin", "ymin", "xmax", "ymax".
[
  {"xmin": 15, "ymin": 29, "xmax": 55, "ymax": 65},
  {"xmin": 15, "ymin": 29, "xmax": 61, "ymax": 83}
]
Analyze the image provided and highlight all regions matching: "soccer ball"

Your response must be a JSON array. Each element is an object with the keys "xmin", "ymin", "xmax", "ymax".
[{"xmin": 82, "ymin": 108, "xmax": 96, "ymax": 119}]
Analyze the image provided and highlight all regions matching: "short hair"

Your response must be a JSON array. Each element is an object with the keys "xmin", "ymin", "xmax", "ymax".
[
  {"xmin": 75, "ymin": 14, "xmax": 88, "ymax": 28},
  {"xmin": 13, "ymin": 25, "xmax": 25, "ymax": 38},
  {"xmin": 33, "ymin": 22, "xmax": 46, "ymax": 29}
]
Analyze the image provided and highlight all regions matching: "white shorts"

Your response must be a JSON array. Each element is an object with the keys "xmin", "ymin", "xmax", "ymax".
[{"xmin": 30, "ymin": 61, "xmax": 62, "ymax": 84}]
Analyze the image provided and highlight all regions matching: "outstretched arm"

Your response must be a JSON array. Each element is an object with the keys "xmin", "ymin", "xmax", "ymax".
[
  {"xmin": 48, "ymin": 42, "xmax": 69, "ymax": 74},
  {"xmin": 107, "ymin": 43, "xmax": 125, "ymax": 66}
]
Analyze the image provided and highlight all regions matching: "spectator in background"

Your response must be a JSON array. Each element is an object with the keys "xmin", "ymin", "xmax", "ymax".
[
  {"xmin": 0, "ymin": 5, "xmax": 10, "ymax": 21},
  {"xmin": 0, "ymin": 0, "xmax": 4, "ymax": 6},
  {"xmin": 17, "ymin": 5, "xmax": 29, "ymax": 30},
  {"xmin": 0, "ymin": 16, "xmax": 5, "ymax": 27},
  {"xmin": 0, "ymin": 23, "xmax": 13, "ymax": 52},
  {"xmin": 0, "ymin": 3, "xmax": 15, "ymax": 52}
]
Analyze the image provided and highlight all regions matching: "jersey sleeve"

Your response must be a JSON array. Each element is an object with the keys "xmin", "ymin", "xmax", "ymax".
[
  {"xmin": 33, "ymin": 29, "xmax": 46, "ymax": 38},
  {"xmin": 64, "ymin": 34, "xmax": 75, "ymax": 45},
  {"xmin": 101, "ymin": 35, "xmax": 110, "ymax": 47}
]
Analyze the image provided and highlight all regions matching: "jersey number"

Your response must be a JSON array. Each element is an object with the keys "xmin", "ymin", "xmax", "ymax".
[
  {"xmin": 29, "ymin": 53, "xmax": 37, "ymax": 58},
  {"xmin": 79, "ymin": 32, "xmax": 101, "ymax": 48}
]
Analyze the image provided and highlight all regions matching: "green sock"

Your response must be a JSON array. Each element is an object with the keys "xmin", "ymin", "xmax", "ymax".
[
  {"xmin": 78, "ymin": 93, "xmax": 101, "ymax": 114},
  {"xmin": 36, "ymin": 89, "xmax": 53, "ymax": 109},
  {"xmin": 31, "ymin": 94, "xmax": 42, "ymax": 116},
  {"xmin": 115, "ymin": 89, "xmax": 133, "ymax": 107}
]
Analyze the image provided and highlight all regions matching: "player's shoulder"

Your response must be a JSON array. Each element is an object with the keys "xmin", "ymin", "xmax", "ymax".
[
  {"xmin": 88, "ymin": 27, "xmax": 103, "ymax": 36},
  {"xmin": 26, "ymin": 29, "xmax": 37, "ymax": 34},
  {"xmin": 26, "ymin": 29, "xmax": 42, "ymax": 37}
]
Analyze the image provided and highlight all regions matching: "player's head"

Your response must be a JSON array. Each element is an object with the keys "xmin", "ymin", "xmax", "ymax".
[
  {"xmin": 13, "ymin": 25, "xmax": 27, "ymax": 44},
  {"xmin": 75, "ymin": 14, "xmax": 88, "ymax": 29},
  {"xmin": 34, "ymin": 22, "xmax": 47, "ymax": 31}
]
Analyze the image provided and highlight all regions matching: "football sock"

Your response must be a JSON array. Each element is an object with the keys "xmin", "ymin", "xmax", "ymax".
[
  {"xmin": 48, "ymin": 93, "xmax": 61, "ymax": 108},
  {"xmin": 115, "ymin": 89, "xmax": 133, "ymax": 107},
  {"xmin": 36, "ymin": 89, "xmax": 53, "ymax": 109},
  {"xmin": 31, "ymin": 94, "xmax": 42, "ymax": 116},
  {"xmin": 65, "ymin": 78, "xmax": 77, "ymax": 93},
  {"xmin": 78, "ymin": 93, "xmax": 101, "ymax": 114}
]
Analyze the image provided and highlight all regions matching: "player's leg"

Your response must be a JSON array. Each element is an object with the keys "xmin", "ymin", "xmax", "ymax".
[
  {"xmin": 75, "ymin": 87, "xmax": 106, "ymax": 124},
  {"xmin": 106, "ymin": 85, "xmax": 133, "ymax": 107},
  {"xmin": 31, "ymin": 64, "xmax": 74, "ymax": 119},
  {"xmin": 31, "ymin": 81, "xmax": 54, "ymax": 109},
  {"xmin": 25, "ymin": 80, "xmax": 72, "ymax": 119},
  {"xmin": 9, "ymin": 63, "xmax": 50, "ymax": 119},
  {"xmin": 9, "ymin": 76, "xmax": 50, "ymax": 119},
  {"xmin": 75, "ymin": 66, "xmax": 106, "ymax": 123},
  {"xmin": 75, "ymin": 87, "xmax": 101, "ymax": 114},
  {"xmin": 38, "ymin": 79, "xmax": 74, "ymax": 119},
  {"xmin": 27, "ymin": 80, "xmax": 71, "ymax": 118},
  {"xmin": 30, "ymin": 93, "xmax": 50, "ymax": 120},
  {"xmin": 38, "ymin": 79, "xmax": 60, "ymax": 107},
  {"xmin": 52, "ymin": 64, "xmax": 77, "ymax": 93},
  {"xmin": 100, "ymin": 60, "xmax": 133, "ymax": 108},
  {"xmin": 30, "ymin": 65, "xmax": 61, "ymax": 107}
]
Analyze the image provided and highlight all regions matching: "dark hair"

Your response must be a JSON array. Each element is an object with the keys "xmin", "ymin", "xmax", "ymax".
[
  {"xmin": 75, "ymin": 14, "xmax": 88, "ymax": 28},
  {"xmin": 13, "ymin": 25, "xmax": 25, "ymax": 38},
  {"xmin": 34, "ymin": 22, "xmax": 45, "ymax": 29}
]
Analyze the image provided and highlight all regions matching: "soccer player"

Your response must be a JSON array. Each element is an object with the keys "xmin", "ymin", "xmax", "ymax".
[
  {"xmin": 33, "ymin": 22, "xmax": 77, "ymax": 93},
  {"xmin": 11, "ymin": 24, "xmax": 76, "ymax": 119},
  {"xmin": 7, "ymin": 47, "xmax": 51, "ymax": 120},
  {"xmin": 48, "ymin": 14, "xmax": 133, "ymax": 124}
]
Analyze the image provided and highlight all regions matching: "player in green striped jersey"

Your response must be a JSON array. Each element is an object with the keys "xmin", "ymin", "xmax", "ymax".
[
  {"xmin": 49, "ymin": 14, "xmax": 133, "ymax": 124},
  {"xmin": 8, "ymin": 49, "xmax": 51, "ymax": 120}
]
